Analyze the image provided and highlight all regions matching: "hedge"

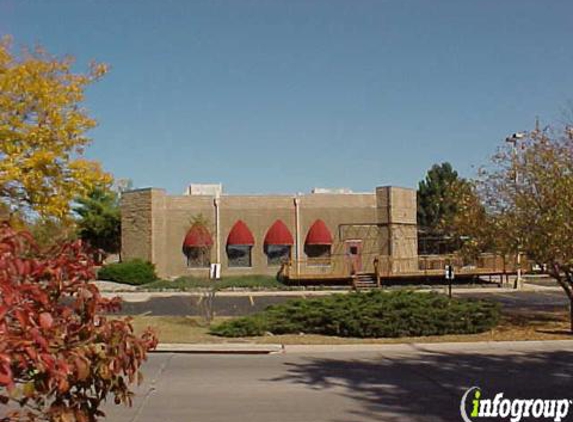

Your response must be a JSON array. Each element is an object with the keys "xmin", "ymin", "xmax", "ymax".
[
  {"xmin": 210, "ymin": 290, "xmax": 500, "ymax": 338},
  {"xmin": 97, "ymin": 259, "xmax": 157, "ymax": 285}
]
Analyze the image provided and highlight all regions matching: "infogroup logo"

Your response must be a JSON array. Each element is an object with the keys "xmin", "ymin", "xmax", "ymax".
[{"xmin": 460, "ymin": 387, "xmax": 572, "ymax": 422}]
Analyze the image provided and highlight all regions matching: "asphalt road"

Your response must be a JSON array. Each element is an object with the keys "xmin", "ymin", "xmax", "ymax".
[
  {"xmin": 117, "ymin": 290, "xmax": 569, "ymax": 316},
  {"xmin": 103, "ymin": 341, "xmax": 573, "ymax": 422}
]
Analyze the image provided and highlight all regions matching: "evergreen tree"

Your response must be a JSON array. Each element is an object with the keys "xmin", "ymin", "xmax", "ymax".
[
  {"xmin": 417, "ymin": 162, "xmax": 464, "ymax": 232},
  {"xmin": 73, "ymin": 188, "xmax": 121, "ymax": 262}
]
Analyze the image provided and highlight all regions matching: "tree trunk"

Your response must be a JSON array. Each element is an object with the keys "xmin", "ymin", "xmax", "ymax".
[
  {"xmin": 564, "ymin": 271, "xmax": 573, "ymax": 333},
  {"xmin": 550, "ymin": 265, "xmax": 573, "ymax": 333},
  {"xmin": 570, "ymin": 300, "xmax": 573, "ymax": 334}
]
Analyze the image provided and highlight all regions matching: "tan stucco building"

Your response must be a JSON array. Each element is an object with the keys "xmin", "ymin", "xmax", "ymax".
[{"xmin": 120, "ymin": 185, "xmax": 418, "ymax": 279}]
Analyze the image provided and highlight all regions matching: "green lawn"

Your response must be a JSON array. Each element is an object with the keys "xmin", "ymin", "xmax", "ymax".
[{"xmin": 140, "ymin": 274, "xmax": 287, "ymax": 291}]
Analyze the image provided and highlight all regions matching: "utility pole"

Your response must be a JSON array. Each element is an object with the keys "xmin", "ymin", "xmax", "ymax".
[{"xmin": 505, "ymin": 132, "xmax": 526, "ymax": 289}]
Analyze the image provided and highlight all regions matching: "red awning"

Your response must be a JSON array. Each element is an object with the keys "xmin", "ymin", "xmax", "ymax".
[
  {"xmin": 227, "ymin": 220, "xmax": 255, "ymax": 246},
  {"xmin": 305, "ymin": 219, "xmax": 333, "ymax": 245},
  {"xmin": 183, "ymin": 224, "xmax": 213, "ymax": 248},
  {"xmin": 264, "ymin": 220, "xmax": 294, "ymax": 246}
]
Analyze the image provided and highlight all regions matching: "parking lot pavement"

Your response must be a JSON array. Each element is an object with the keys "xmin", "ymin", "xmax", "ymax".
[{"xmin": 115, "ymin": 289, "xmax": 569, "ymax": 316}]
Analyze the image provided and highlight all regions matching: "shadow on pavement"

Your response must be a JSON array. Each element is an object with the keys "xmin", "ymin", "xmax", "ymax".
[{"xmin": 269, "ymin": 350, "xmax": 573, "ymax": 422}]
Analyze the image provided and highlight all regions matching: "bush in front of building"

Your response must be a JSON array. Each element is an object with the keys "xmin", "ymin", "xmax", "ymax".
[
  {"xmin": 210, "ymin": 290, "xmax": 500, "ymax": 338},
  {"xmin": 97, "ymin": 259, "xmax": 158, "ymax": 285}
]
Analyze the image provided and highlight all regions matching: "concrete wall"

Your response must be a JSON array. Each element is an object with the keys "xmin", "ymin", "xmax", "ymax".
[
  {"xmin": 121, "ymin": 188, "xmax": 155, "ymax": 262},
  {"xmin": 376, "ymin": 186, "xmax": 418, "ymax": 272},
  {"xmin": 121, "ymin": 186, "xmax": 418, "ymax": 279}
]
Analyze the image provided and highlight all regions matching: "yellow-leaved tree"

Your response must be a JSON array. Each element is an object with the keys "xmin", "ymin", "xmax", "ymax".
[
  {"xmin": 452, "ymin": 125, "xmax": 573, "ymax": 331},
  {"xmin": 0, "ymin": 36, "xmax": 111, "ymax": 219}
]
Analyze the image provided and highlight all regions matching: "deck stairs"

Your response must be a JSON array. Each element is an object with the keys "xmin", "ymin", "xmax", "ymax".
[{"xmin": 352, "ymin": 272, "xmax": 378, "ymax": 290}]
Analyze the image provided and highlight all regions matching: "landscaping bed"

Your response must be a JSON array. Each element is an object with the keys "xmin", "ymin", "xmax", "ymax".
[
  {"xmin": 96, "ymin": 259, "xmax": 511, "ymax": 292},
  {"xmin": 97, "ymin": 261, "xmax": 295, "ymax": 291},
  {"xmin": 129, "ymin": 310, "xmax": 571, "ymax": 345},
  {"xmin": 209, "ymin": 290, "xmax": 500, "ymax": 338},
  {"xmin": 96, "ymin": 260, "xmax": 522, "ymax": 292}
]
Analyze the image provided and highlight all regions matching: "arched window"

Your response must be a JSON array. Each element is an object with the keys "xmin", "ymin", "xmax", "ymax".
[
  {"xmin": 305, "ymin": 219, "xmax": 332, "ymax": 264},
  {"xmin": 226, "ymin": 220, "xmax": 255, "ymax": 267},
  {"xmin": 264, "ymin": 220, "xmax": 294, "ymax": 266},
  {"xmin": 182, "ymin": 224, "xmax": 213, "ymax": 268}
]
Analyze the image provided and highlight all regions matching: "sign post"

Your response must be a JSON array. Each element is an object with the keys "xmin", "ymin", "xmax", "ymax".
[{"xmin": 445, "ymin": 265, "xmax": 455, "ymax": 298}]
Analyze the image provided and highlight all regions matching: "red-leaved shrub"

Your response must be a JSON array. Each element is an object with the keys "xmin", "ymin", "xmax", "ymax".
[{"xmin": 0, "ymin": 224, "xmax": 157, "ymax": 422}]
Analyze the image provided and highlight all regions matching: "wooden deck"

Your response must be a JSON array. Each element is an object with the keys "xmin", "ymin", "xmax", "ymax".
[
  {"xmin": 283, "ymin": 254, "xmax": 521, "ymax": 284},
  {"xmin": 286, "ymin": 270, "xmax": 514, "ymax": 283}
]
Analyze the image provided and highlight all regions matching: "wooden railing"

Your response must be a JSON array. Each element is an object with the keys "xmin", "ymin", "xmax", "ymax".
[
  {"xmin": 281, "ymin": 257, "xmax": 348, "ymax": 279},
  {"xmin": 375, "ymin": 253, "xmax": 523, "ymax": 278},
  {"xmin": 282, "ymin": 253, "xmax": 526, "ymax": 281}
]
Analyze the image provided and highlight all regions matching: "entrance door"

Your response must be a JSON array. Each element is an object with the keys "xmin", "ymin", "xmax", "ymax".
[{"xmin": 345, "ymin": 240, "xmax": 363, "ymax": 274}]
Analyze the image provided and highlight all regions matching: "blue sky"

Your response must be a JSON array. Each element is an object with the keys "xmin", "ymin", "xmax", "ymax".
[{"xmin": 1, "ymin": 0, "xmax": 572, "ymax": 194}]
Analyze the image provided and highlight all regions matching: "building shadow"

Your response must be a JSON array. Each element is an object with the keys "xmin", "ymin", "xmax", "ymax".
[{"xmin": 268, "ymin": 348, "xmax": 573, "ymax": 422}]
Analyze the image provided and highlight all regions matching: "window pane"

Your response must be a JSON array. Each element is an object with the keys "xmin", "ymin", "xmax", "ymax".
[
  {"xmin": 304, "ymin": 244, "xmax": 331, "ymax": 266},
  {"xmin": 185, "ymin": 247, "xmax": 210, "ymax": 268},
  {"xmin": 305, "ymin": 244, "xmax": 331, "ymax": 258},
  {"xmin": 265, "ymin": 245, "xmax": 291, "ymax": 266},
  {"xmin": 227, "ymin": 245, "xmax": 252, "ymax": 267}
]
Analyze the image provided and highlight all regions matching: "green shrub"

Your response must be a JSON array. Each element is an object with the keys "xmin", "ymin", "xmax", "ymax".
[
  {"xmin": 209, "ymin": 317, "xmax": 268, "ymax": 337},
  {"xmin": 210, "ymin": 290, "xmax": 500, "ymax": 338},
  {"xmin": 97, "ymin": 259, "xmax": 157, "ymax": 285}
]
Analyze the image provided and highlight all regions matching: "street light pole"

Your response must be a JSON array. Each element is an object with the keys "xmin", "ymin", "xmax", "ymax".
[{"xmin": 505, "ymin": 132, "xmax": 525, "ymax": 289}]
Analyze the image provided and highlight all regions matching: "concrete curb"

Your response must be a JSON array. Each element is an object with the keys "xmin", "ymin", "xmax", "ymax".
[
  {"xmin": 153, "ymin": 343, "xmax": 285, "ymax": 354},
  {"xmin": 150, "ymin": 339, "xmax": 573, "ymax": 355},
  {"xmin": 101, "ymin": 290, "xmax": 347, "ymax": 301},
  {"xmin": 282, "ymin": 339, "xmax": 573, "ymax": 354},
  {"xmin": 101, "ymin": 284, "xmax": 563, "ymax": 302}
]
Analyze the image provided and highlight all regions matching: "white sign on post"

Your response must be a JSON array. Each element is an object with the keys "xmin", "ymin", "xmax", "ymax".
[
  {"xmin": 445, "ymin": 265, "xmax": 455, "ymax": 298},
  {"xmin": 209, "ymin": 263, "xmax": 221, "ymax": 280}
]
